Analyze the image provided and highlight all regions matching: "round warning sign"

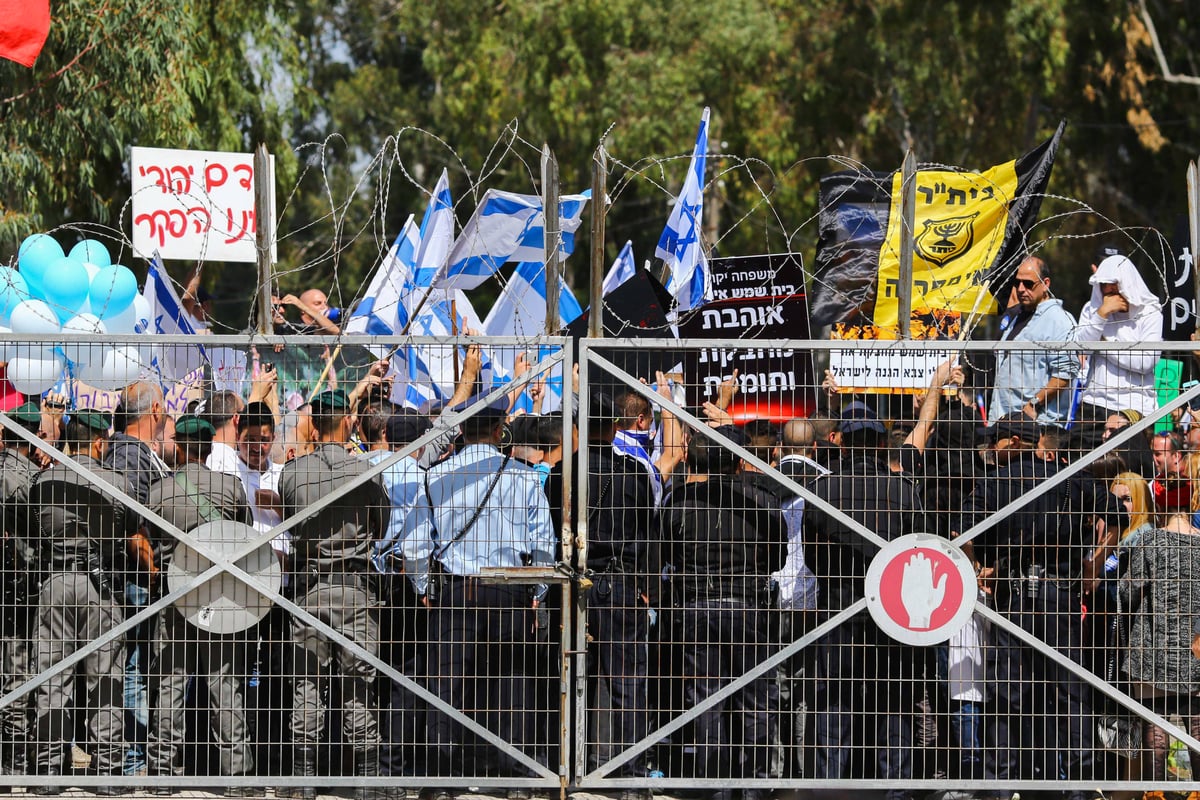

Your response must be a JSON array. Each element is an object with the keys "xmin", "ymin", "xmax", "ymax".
[{"xmin": 864, "ymin": 533, "xmax": 978, "ymax": 646}]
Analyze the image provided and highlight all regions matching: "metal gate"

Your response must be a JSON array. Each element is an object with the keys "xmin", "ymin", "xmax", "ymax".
[
  {"xmin": 575, "ymin": 336, "xmax": 1200, "ymax": 797},
  {"xmin": 0, "ymin": 333, "xmax": 573, "ymax": 796},
  {"xmin": 5, "ymin": 332, "xmax": 1200, "ymax": 796}
]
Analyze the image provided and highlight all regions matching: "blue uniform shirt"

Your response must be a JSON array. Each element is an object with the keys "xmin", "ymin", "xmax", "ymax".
[
  {"xmin": 401, "ymin": 443, "xmax": 556, "ymax": 595},
  {"xmin": 366, "ymin": 450, "xmax": 426, "ymax": 575}
]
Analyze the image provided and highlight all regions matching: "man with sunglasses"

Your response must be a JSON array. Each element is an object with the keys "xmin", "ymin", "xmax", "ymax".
[{"xmin": 990, "ymin": 257, "xmax": 1080, "ymax": 428}]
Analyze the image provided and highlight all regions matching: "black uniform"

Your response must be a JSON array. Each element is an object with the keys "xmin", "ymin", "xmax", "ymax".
[
  {"xmin": 804, "ymin": 451, "xmax": 927, "ymax": 797},
  {"xmin": 660, "ymin": 477, "xmax": 787, "ymax": 782},
  {"xmin": 959, "ymin": 453, "xmax": 1094, "ymax": 794},
  {"xmin": 585, "ymin": 444, "xmax": 657, "ymax": 777}
]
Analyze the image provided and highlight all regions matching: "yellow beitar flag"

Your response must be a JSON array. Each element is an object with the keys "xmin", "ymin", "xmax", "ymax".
[
  {"xmin": 810, "ymin": 123, "xmax": 1064, "ymax": 331},
  {"xmin": 872, "ymin": 162, "xmax": 1018, "ymax": 330}
]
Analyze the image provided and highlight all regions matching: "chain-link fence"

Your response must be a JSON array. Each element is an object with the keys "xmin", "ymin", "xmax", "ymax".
[{"xmin": 1, "ymin": 333, "xmax": 1200, "ymax": 800}]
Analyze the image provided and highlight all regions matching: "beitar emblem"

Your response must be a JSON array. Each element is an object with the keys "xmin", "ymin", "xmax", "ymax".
[{"xmin": 915, "ymin": 212, "xmax": 979, "ymax": 267}]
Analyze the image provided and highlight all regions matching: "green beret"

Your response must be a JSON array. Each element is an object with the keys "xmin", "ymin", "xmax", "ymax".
[
  {"xmin": 72, "ymin": 409, "xmax": 112, "ymax": 433},
  {"xmin": 311, "ymin": 389, "xmax": 351, "ymax": 415},
  {"xmin": 175, "ymin": 414, "xmax": 215, "ymax": 440},
  {"xmin": 10, "ymin": 401, "xmax": 42, "ymax": 427}
]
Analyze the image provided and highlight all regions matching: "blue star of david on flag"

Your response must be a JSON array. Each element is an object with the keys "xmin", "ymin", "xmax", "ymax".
[{"xmin": 656, "ymin": 107, "xmax": 712, "ymax": 313}]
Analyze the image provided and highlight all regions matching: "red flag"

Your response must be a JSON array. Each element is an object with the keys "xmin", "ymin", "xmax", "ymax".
[{"xmin": 0, "ymin": 0, "xmax": 51, "ymax": 68}]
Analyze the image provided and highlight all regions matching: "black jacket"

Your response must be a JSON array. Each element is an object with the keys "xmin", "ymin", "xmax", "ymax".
[
  {"xmin": 803, "ymin": 453, "xmax": 927, "ymax": 612},
  {"xmin": 586, "ymin": 444, "xmax": 658, "ymax": 596},
  {"xmin": 660, "ymin": 477, "xmax": 787, "ymax": 605},
  {"xmin": 958, "ymin": 452, "xmax": 1080, "ymax": 574}
]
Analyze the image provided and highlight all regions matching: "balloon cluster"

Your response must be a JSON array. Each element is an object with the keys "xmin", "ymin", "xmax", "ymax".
[{"xmin": 3, "ymin": 234, "xmax": 152, "ymax": 394}]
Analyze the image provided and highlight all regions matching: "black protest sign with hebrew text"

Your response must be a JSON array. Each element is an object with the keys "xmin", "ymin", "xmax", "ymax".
[{"xmin": 680, "ymin": 254, "xmax": 816, "ymax": 420}]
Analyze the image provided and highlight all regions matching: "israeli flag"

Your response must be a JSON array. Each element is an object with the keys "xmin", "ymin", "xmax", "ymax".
[
  {"xmin": 144, "ymin": 253, "xmax": 206, "ymax": 381},
  {"xmin": 389, "ymin": 345, "xmax": 447, "ymax": 411},
  {"xmin": 656, "ymin": 107, "xmax": 711, "ymax": 312},
  {"xmin": 345, "ymin": 215, "xmax": 418, "ymax": 351},
  {"xmin": 482, "ymin": 261, "xmax": 584, "ymax": 340},
  {"xmin": 602, "ymin": 240, "xmax": 637, "ymax": 296},
  {"xmin": 436, "ymin": 189, "xmax": 591, "ymax": 290},
  {"xmin": 411, "ymin": 168, "xmax": 455, "ymax": 287}
]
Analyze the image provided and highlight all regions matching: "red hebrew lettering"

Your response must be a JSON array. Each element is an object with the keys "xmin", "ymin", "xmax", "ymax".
[
  {"xmin": 205, "ymin": 163, "xmax": 229, "ymax": 192},
  {"xmin": 134, "ymin": 210, "xmax": 172, "ymax": 246},
  {"xmin": 224, "ymin": 208, "xmax": 255, "ymax": 244},
  {"xmin": 233, "ymin": 163, "xmax": 253, "ymax": 190},
  {"xmin": 167, "ymin": 165, "xmax": 193, "ymax": 195},
  {"xmin": 166, "ymin": 209, "xmax": 189, "ymax": 239},
  {"xmin": 141, "ymin": 165, "xmax": 169, "ymax": 193},
  {"xmin": 186, "ymin": 207, "xmax": 212, "ymax": 234}
]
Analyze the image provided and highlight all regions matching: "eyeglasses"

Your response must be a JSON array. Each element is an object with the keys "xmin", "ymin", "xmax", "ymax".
[{"xmin": 1016, "ymin": 278, "xmax": 1043, "ymax": 289}]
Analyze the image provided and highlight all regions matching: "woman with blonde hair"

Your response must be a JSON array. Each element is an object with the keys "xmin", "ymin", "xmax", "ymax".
[
  {"xmin": 1186, "ymin": 450, "xmax": 1200, "ymax": 530},
  {"xmin": 1084, "ymin": 472, "xmax": 1155, "ymax": 692},
  {"xmin": 1087, "ymin": 472, "xmax": 1155, "ymax": 591}
]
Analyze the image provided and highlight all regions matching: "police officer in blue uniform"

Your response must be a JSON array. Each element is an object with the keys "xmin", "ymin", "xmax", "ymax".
[{"xmin": 402, "ymin": 395, "xmax": 556, "ymax": 799}]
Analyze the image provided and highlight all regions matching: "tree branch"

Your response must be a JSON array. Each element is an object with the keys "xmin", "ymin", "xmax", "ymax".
[{"xmin": 1138, "ymin": 0, "xmax": 1200, "ymax": 86}]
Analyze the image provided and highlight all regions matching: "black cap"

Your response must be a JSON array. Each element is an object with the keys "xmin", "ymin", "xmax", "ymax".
[
  {"xmin": 1094, "ymin": 244, "xmax": 1122, "ymax": 264},
  {"xmin": 386, "ymin": 412, "xmax": 432, "ymax": 446},
  {"xmin": 447, "ymin": 394, "xmax": 508, "ymax": 418},
  {"xmin": 979, "ymin": 411, "xmax": 1040, "ymax": 444},
  {"xmin": 590, "ymin": 391, "xmax": 618, "ymax": 423},
  {"xmin": 837, "ymin": 400, "xmax": 886, "ymax": 435}
]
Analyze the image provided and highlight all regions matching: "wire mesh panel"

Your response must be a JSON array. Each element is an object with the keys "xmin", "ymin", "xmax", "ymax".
[
  {"xmin": 9, "ymin": 331, "xmax": 1200, "ymax": 798},
  {"xmin": 0, "ymin": 334, "xmax": 572, "ymax": 799},
  {"xmin": 576, "ymin": 336, "xmax": 1200, "ymax": 799}
]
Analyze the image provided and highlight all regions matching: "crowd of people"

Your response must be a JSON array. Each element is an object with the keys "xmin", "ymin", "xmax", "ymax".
[{"xmin": 0, "ymin": 247, "xmax": 1199, "ymax": 800}]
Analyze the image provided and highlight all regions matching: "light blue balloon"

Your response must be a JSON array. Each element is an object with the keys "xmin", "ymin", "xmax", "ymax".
[
  {"xmin": 68, "ymin": 239, "xmax": 112, "ymax": 268},
  {"xmin": 89, "ymin": 264, "xmax": 138, "ymax": 319},
  {"xmin": 17, "ymin": 233, "xmax": 64, "ymax": 298},
  {"xmin": 0, "ymin": 267, "xmax": 30, "ymax": 320},
  {"xmin": 40, "ymin": 257, "xmax": 91, "ymax": 322}
]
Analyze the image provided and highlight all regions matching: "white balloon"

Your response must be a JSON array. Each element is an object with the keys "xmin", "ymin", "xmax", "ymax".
[
  {"xmin": 103, "ymin": 301, "xmax": 137, "ymax": 334},
  {"xmin": 130, "ymin": 294, "xmax": 152, "ymax": 333},
  {"xmin": 81, "ymin": 261, "xmax": 102, "ymax": 282},
  {"xmin": 77, "ymin": 347, "xmax": 135, "ymax": 391},
  {"xmin": 10, "ymin": 342, "xmax": 59, "ymax": 362},
  {"xmin": 60, "ymin": 313, "xmax": 108, "ymax": 366},
  {"xmin": 9, "ymin": 299, "xmax": 61, "ymax": 336},
  {"xmin": 96, "ymin": 345, "xmax": 145, "ymax": 391},
  {"xmin": 75, "ymin": 352, "xmax": 112, "ymax": 388},
  {"xmin": 7, "ymin": 353, "xmax": 65, "ymax": 395},
  {"xmin": 0, "ymin": 324, "xmax": 11, "ymax": 363}
]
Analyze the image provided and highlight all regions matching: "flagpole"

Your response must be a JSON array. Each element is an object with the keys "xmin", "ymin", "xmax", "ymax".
[
  {"xmin": 451, "ymin": 296, "xmax": 460, "ymax": 384},
  {"xmin": 254, "ymin": 144, "xmax": 275, "ymax": 336},
  {"xmin": 589, "ymin": 148, "xmax": 607, "ymax": 339},
  {"xmin": 898, "ymin": 149, "xmax": 916, "ymax": 340},
  {"xmin": 543, "ymin": 144, "xmax": 561, "ymax": 336}
]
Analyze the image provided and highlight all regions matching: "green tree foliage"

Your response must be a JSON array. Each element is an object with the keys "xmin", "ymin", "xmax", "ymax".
[
  {"xmin": 3, "ymin": 0, "xmax": 1197, "ymax": 318},
  {"xmin": 0, "ymin": 0, "xmax": 310, "ymax": 324}
]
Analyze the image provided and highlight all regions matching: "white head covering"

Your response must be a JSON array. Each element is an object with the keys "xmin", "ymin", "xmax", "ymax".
[{"xmin": 1088, "ymin": 255, "xmax": 1159, "ymax": 311}]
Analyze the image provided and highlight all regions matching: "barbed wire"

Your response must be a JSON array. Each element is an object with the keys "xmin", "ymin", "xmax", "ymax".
[{"xmin": 10, "ymin": 124, "xmax": 1192, "ymax": 365}]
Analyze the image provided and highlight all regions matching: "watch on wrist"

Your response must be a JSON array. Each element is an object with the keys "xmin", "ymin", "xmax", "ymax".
[{"xmin": 1029, "ymin": 394, "xmax": 1043, "ymax": 409}]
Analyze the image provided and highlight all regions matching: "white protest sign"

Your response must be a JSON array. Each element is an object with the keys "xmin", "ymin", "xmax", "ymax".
[
  {"xmin": 827, "ymin": 346, "xmax": 955, "ymax": 393},
  {"xmin": 209, "ymin": 348, "xmax": 248, "ymax": 394},
  {"xmin": 130, "ymin": 146, "xmax": 275, "ymax": 263}
]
